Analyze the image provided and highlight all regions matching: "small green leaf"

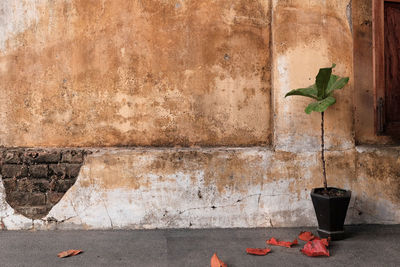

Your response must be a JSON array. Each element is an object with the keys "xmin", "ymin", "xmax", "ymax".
[
  {"xmin": 304, "ymin": 96, "xmax": 336, "ymax": 114},
  {"xmin": 285, "ymin": 85, "xmax": 318, "ymax": 100},
  {"xmin": 316, "ymin": 67, "xmax": 333, "ymax": 99},
  {"xmin": 326, "ymin": 77, "xmax": 349, "ymax": 95}
]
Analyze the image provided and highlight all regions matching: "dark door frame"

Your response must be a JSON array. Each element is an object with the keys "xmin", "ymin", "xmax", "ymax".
[{"xmin": 373, "ymin": 0, "xmax": 400, "ymax": 135}]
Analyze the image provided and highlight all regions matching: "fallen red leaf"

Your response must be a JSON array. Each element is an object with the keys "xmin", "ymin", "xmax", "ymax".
[
  {"xmin": 57, "ymin": 249, "xmax": 83, "ymax": 258},
  {"xmin": 298, "ymin": 231, "xmax": 315, "ymax": 241},
  {"xmin": 300, "ymin": 239, "xmax": 330, "ymax": 257},
  {"xmin": 211, "ymin": 253, "xmax": 227, "ymax": 267},
  {"xmin": 246, "ymin": 248, "xmax": 271, "ymax": 256},
  {"xmin": 312, "ymin": 237, "xmax": 330, "ymax": 246},
  {"xmin": 267, "ymin": 237, "xmax": 298, "ymax": 248}
]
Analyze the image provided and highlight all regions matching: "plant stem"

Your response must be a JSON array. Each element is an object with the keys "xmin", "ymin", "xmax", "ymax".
[{"xmin": 321, "ymin": 112, "xmax": 328, "ymax": 190}]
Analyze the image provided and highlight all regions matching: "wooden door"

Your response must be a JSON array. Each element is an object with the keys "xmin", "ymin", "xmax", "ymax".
[{"xmin": 384, "ymin": 2, "xmax": 400, "ymax": 134}]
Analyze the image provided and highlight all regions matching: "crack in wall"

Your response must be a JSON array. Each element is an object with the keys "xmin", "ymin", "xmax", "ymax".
[
  {"xmin": 68, "ymin": 196, "xmax": 83, "ymax": 225},
  {"xmin": 102, "ymin": 199, "xmax": 114, "ymax": 229},
  {"xmin": 177, "ymin": 193, "xmax": 290, "ymax": 215}
]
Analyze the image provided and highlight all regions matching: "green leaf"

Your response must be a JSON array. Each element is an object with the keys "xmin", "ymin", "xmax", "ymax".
[
  {"xmin": 326, "ymin": 76, "xmax": 349, "ymax": 95},
  {"xmin": 316, "ymin": 65, "xmax": 334, "ymax": 99},
  {"xmin": 327, "ymin": 75, "xmax": 339, "ymax": 91},
  {"xmin": 285, "ymin": 85, "xmax": 318, "ymax": 100},
  {"xmin": 304, "ymin": 96, "xmax": 336, "ymax": 114}
]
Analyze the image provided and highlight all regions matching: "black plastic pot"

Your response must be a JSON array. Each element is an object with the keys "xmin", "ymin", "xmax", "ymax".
[{"xmin": 310, "ymin": 187, "xmax": 351, "ymax": 240}]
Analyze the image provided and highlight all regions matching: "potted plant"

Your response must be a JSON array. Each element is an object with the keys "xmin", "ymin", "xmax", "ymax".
[{"xmin": 285, "ymin": 64, "xmax": 351, "ymax": 240}]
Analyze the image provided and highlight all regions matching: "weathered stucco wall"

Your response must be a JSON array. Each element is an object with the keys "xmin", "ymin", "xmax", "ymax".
[
  {"xmin": 0, "ymin": 147, "xmax": 399, "ymax": 230},
  {"xmin": 273, "ymin": 0, "xmax": 354, "ymax": 152},
  {"xmin": 0, "ymin": 0, "xmax": 271, "ymax": 147},
  {"xmin": 0, "ymin": 0, "xmax": 399, "ymax": 230}
]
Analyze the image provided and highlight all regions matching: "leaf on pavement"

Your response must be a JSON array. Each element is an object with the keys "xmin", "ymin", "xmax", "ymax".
[
  {"xmin": 57, "ymin": 249, "xmax": 83, "ymax": 258},
  {"xmin": 298, "ymin": 231, "xmax": 315, "ymax": 241},
  {"xmin": 267, "ymin": 237, "xmax": 298, "ymax": 248},
  {"xmin": 211, "ymin": 253, "xmax": 227, "ymax": 267},
  {"xmin": 312, "ymin": 237, "xmax": 330, "ymax": 247},
  {"xmin": 246, "ymin": 248, "xmax": 271, "ymax": 256},
  {"xmin": 300, "ymin": 239, "xmax": 330, "ymax": 257}
]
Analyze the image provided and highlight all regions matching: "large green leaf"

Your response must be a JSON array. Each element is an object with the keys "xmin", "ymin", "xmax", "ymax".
[
  {"xmin": 284, "ymin": 84, "xmax": 318, "ymax": 100},
  {"xmin": 305, "ymin": 96, "xmax": 336, "ymax": 114},
  {"xmin": 327, "ymin": 74, "xmax": 339, "ymax": 92},
  {"xmin": 316, "ymin": 67, "xmax": 333, "ymax": 99},
  {"xmin": 326, "ymin": 76, "xmax": 349, "ymax": 95},
  {"xmin": 284, "ymin": 63, "xmax": 348, "ymax": 115}
]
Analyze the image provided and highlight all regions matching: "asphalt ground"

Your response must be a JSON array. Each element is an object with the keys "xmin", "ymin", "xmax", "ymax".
[{"xmin": 0, "ymin": 225, "xmax": 398, "ymax": 267}]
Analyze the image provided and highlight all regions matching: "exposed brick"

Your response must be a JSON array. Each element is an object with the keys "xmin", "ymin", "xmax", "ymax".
[
  {"xmin": 48, "ymin": 175, "xmax": 59, "ymax": 186},
  {"xmin": 48, "ymin": 164, "xmax": 66, "ymax": 177},
  {"xmin": 66, "ymin": 164, "xmax": 82, "ymax": 178},
  {"xmin": 22, "ymin": 150, "xmax": 61, "ymax": 164},
  {"xmin": 2, "ymin": 178, "xmax": 17, "ymax": 193},
  {"xmin": 2, "ymin": 150, "xmax": 21, "ymax": 164},
  {"xmin": 29, "ymin": 193, "xmax": 47, "ymax": 206},
  {"xmin": 15, "ymin": 207, "xmax": 32, "ymax": 217},
  {"xmin": 32, "ymin": 179, "xmax": 50, "ymax": 193},
  {"xmin": 1, "ymin": 164, "xmax": 28, "ymax": 178},
  {"xmin": 47, "ymin": 192, "xmax": 65, "ymax": 204},
  {"xmin": 28, "ymin": 164, "xmax": 48, "ymax": 178},
  {"xmin": 61, "ymin": 150, "xmax": 84, "ymax": 163},
  {"xmin": 16, "ymin": 178, "xmax": 33, "ymax": 192},
  {"xmin": 21, "ymin": 151, "xmax": 39, "ymax": 163},
  {"xmin": 32, "ymin": 206, "xmax": 51, "ymax": 216},
  {"xmin": 1, "ymin": 148, "xmax": 85, "ymax": 219},
  {"xmin": 6, "ymin": 192, "xmax": 30, "ymax": 206},
  {"xmin": 49, "ymin": 179, "xmax": 56, "ymax": 191},
  {"xmin": 9, "ymin": 193, "xmax": 46, "ymax": 207},
  {"xmin": 48, "ymin": 163, "xmax": 81, "ymax": 178},
  {"xmin": 54, "ymin": 180, "xmax": 76, "ymax": 192},
  {"xmin": 16, "ymin": 206, "xmax": 50, "ymax": 219},
  {"xmin": 35, "ymin": 151, "xmax": 61, "ymax": 163}
]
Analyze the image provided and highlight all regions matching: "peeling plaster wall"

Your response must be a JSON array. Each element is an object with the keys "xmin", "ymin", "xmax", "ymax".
[
  {"xmin": 0, "ymin": 0, "xmax": 399, "ymax": 230},
  {"xmin": 272, "ymin": 0, "xmax": 354, "ymax": 152},
  {"xmin": 0, "ymin": 0, "xmax": 271, "ymax": 147},
  {"xmin": 1, "ymin": 147, "xmax": 399, "ymax": 230}
]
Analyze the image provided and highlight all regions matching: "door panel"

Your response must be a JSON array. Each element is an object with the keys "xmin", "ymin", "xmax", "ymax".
[{"xmin": 384, "ymin": 2, "xmax": 400, "ymax": 134}]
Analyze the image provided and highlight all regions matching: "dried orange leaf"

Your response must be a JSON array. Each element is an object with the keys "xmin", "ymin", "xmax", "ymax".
[
  {"xmin": 57, "ymin": 249, "xmax": 83, "ymax": 258},
  {"xmin": 300, "ymin": 239, "xmax": 330, "ymax": 257},
  {"xmin": 267, "ymin": 237, "xmax": 298, "ymax": 248},
  {"xmin": 211, "ymin": 253, "xmax": 227, "ymax": 267},
  {"xmin": 246, "ymin": 248, "xmax": 271, "ymax": 256},
  {"xmin": 298, "ymin": 231, "xmax": 315, "ymax": 241}
]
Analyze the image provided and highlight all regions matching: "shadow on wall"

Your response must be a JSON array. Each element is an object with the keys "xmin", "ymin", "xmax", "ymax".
[{"xmin": 0, "ymin": 148, "xmax": 88, "ymax": 219}]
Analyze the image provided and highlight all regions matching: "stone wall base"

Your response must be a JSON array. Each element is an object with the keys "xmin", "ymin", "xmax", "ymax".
[{"xmin": 0, "ymin": 146, "xmax": 399, "ymax": 230}]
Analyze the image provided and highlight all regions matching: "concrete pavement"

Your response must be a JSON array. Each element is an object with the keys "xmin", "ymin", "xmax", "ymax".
[{"xmin": 0, "ymin": 225, "xmax": 398, "ymax": 267}]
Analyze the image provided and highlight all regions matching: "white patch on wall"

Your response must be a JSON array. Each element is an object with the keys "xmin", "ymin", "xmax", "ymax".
[
  {"xmin": 43, "ymin": 169, "xmax": 313, "ymax": 230},
  {"xmin": 276, "ymin": 55, "xmax": 290, "ymax": 113},
  {"xmin": 0, "ymin": 176, "xmax": 33, "ymax": 230},
  {"xmin": 0, "ymin": 147, "xmax": 398, "ymax": 230},
  {"xmin": 0, "ymin": 0, "xmax": 44, "ymax": 52},
  {"xmin": 31, "ymin": 148, "xmax": 316, "ymax": 229}
]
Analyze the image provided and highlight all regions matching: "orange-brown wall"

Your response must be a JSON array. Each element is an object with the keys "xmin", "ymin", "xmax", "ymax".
[
  {"xmin": 0, "ymin": 0, "xmax": 399, "ymax": 229},
  {"xmin": 0, "ymin": 0, "xmax": 271, "ymax": 147}
]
